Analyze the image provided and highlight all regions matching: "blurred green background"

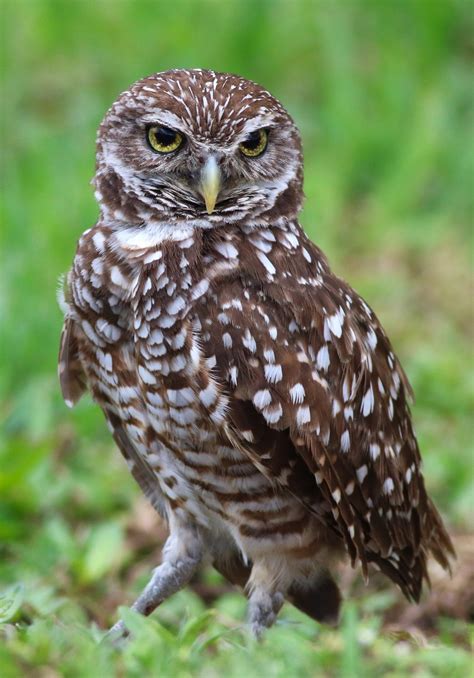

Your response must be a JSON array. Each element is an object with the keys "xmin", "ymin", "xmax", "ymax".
[{"xmin": 1, "ymin": 0, "xmax": 473, "ymax": 675}]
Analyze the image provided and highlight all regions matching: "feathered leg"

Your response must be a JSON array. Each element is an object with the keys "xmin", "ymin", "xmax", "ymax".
[
  {"xmin": 246, "ymin": 561, "xmax": 285, "ymax": 638},
  {"xmin": 106, "ymin": 524, "xmax": 203, "ymax": 642},
  {"xmin": 248, "ymin": 588, "xmax": 285, "ymax": 638}
]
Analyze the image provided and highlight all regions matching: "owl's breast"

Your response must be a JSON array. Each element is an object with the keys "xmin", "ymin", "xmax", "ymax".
[{"xmin": 66, "ymin": 224, "xmax": 334, "ymax": 565}]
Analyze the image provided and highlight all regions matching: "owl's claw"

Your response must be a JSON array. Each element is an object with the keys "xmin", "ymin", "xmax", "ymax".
[{"xmin": 103, "ymin": 619, "xmax": 130, "ymax": 647}]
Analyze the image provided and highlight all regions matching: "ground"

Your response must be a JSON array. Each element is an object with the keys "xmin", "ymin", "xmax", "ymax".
[{"xmin": 1, "ymin": 1, "xmax": 473, "ymax": 675}]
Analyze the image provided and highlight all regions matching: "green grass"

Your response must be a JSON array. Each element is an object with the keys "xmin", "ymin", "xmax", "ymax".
[{"xmin": 1, "ymin": 0, "xmax": 473, "ymax": 675}]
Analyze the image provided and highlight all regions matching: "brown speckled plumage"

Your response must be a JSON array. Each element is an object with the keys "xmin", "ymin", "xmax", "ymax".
[{"xmin": 59, "ymin": 69, "xmax": 454, "ymax": 636}]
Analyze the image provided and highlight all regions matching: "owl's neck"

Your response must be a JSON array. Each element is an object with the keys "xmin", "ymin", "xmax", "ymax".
[
  {"xmin": 89, "ymin": 217, "xmax": 326, "ymax": 337},
  {"xmin": 107, "ymin": 221, "xmax": 241, "ymax": 305},
  {"xmin": 112, "ymin": 219, "xmax": 306, "ymax": 277},
  {"xmin": 113, "ymin": 222, "xmax": 198, "ymax": 251}
]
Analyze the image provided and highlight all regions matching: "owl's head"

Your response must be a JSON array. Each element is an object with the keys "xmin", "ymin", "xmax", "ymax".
[{"xmin": 94, "ymin": 69, "xmax": 303, "ymax": 227}]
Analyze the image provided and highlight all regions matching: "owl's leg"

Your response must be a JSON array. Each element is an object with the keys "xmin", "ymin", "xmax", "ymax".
[
  {"xmin": 246, "ymin": 561, "xmax": 285, "ymax": 638},
  {"xmin": 248, "ymin": 589, "xmax": 285, "ymax": 638},
  {"xmin": 106, "ymin": 524, "xmax": 203, "ymax": 642}
]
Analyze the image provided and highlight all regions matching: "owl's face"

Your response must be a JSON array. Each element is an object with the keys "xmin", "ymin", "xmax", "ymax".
[{"xmin": 95, "ymin": 69, "xmax": 303, "ymax": 227}]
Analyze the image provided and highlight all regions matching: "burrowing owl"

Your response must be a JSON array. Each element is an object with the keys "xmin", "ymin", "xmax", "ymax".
[{"xmin": 58, "ymin": 69, "xmax": 454, "ymax": 637}]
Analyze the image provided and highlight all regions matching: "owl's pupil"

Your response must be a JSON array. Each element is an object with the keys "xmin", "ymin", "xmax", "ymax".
[
  {"xmin": 154, "ymin": 126, "xmax": 177, "ymax": 145},
  {"xmin": 242, "ymin": 131, "xmax": 262, "ymax": 150}
]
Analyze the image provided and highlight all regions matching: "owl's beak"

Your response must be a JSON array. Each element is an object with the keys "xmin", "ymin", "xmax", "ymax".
[{"xmin": 198, "ymin": 156, "xmax": 221, "ymax": 215}]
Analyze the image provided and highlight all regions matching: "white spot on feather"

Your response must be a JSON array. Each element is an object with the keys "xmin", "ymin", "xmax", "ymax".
[
  {"xmin": 256, "ymin": 251, "xmax": 276, "ymax": 276},
  {"xmin": 388, "ymin": 398, "xmax": 394, "ymax": 420},
  {"xmin": 169, "ymin": 330, "xmax": 186, "ymax": 349},
  {"xmin": 263, "ymin": 348, "xmax": 275, "ymax": 363},
  {"xmin": 82, "ymin": 320, "xmax": 105, "ymax": 347},
  {"xmin": 214, "ymin": 241, "xmax": 239, "ymax": 259},
  {"xmin": 316, "ymin": 345, "xmax": 330, "ymax": 371},
  {"xmin": 253, "ymin": 389, "xmax": 272, "ymax": 409},
  {"xmin": 264, "ymin": 364, "xmax": 283, "ymax": 384},
  {"xmin": 138, "ymin": 365, "xmax": 156, "ymax": 385},
  {"xmin": 361, "ymin": 385, "xmax": 375, "ymax": 416},
  {"xmin": 242, "ymin": 329, "xmax": 257, "ymax": 353},
  {"xmin": 199, "ymin": 382, "xmax": 218, "ymax": 408},
  {"xmin": 92, "ymin": 231, "xmax": 106, "ymax": 252},
  {"xmin": 170, "ymin": 354, "xmax": 187, "ymax": 372},
  {"xmin": 166, "ymin": 296, "xmax": 186, "ymax": 315},
  {"xmin": 370, "ymin": 443, "xmax": 380, "ymax": 461},
  {"xmin": 262, "ymin": 403, "xmax": 283, "ymax": 424},
  {"xmin": 296, "ymin": 405, "xmax": 311, "ymax": 426},
  {"xmin": 289, "ymin": 383, "xmax": 305, "ymax": 404},
  {"xmin": 325, "ymin": 308, "xmax": 345, "ymax": 338},
  {"xmin": 96, "ymin": 318, "xmax": 121, "ymax": 342},
  {"xmin": 143, "ymin": 249, "xmax": 162, "ymax": 264},
  {"xmin": 356, "ymin": 464, "xmax": 368, "ymax": 484},
  {"xmin": 167, "ymin": 387, "xmax": 194, "ymax": 406},
  {"xmin": 91, "ymin": 257, "xmax": 103, "ymax": 275},
  {"xmin": 110, "ymin": 266, "xmax": 128, "ymax": 288},
  {"xmin": 97, "ymin": 349, "xmax": 113, "ymax": 372},
  {"xmin": 366, "ymin": 328, "xmax": 378, "ymax": 350},
  {"xmin": 143, "ymin": 277, "xmax": 152, "ymax": 295},
  {"xmin": 269, "ymin": 326, "xmax": 278, "ymax": 340},
  {"xmin": 206, "ymin": 355, "xmax": 217, "ymax": 369},
  {"xmin": 344, "ymin": 406, "xmax": 354, "ymax": 421},
  {"xmin": 170, "ymin": 406, "xmax": 197, "ymax": 426},
  {"xmin": 340, "ymin": 430, "xmax": 350, "ymax": 453},
  {"xmin": 191, "ymin": 278, "xmax": 210, "ymax": 300},
  {"xmin": 218, "ymin": 312, "xmax": 230, "ymax": 325},
  {"xmin": 250, "ymin": 236, "xmax": 273, "ymax": 253}
]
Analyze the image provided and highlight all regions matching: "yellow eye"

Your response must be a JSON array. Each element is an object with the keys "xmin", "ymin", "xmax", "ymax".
[
  {"xmin": 239, "ymin": 129, "xmax": 268, "ymax": 158},
  {"xmin": 147, "ymin": 125, "xmax": 184, "ymax": 154}
]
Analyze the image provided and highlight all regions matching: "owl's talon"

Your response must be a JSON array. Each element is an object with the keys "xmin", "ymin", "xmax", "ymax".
[{"xmin": 102, "ymin": 620, "xmax": 130, "ymax": 648}]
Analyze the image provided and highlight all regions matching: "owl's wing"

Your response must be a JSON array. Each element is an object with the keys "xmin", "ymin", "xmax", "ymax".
[
  {"xmin": 196, "ymin": 246, "xmax": 454, "ymax": 600},
  {"xmin": 59, "ymin": 312, "xmax": 166, "ymax": 515},
  {"xmin": 58, "ymin": 316, "xmax": 87, "ymax": 407}
]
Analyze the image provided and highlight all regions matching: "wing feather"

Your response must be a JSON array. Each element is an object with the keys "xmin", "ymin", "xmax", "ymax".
[
  {"xmin": 58, "ymin": 318, "xmax": 87, "ymax": 407},
  {"xmin": 196, "ymin": 236, "xmax": 454, "ymax": 599}
]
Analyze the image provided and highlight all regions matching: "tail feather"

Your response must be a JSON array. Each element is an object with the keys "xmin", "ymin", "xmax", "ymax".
[
  {"xmin": 426, "ymin": 498, "xmax": 456, "ymax": 573},
  {"xmin": 288, "ymin": 571, "xmax": 342, "ymax": 625}
]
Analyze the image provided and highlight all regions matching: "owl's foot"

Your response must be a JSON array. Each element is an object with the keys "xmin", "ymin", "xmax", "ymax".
[
  {"xmin": 105, "ymin": 529, "xmax": 203, "ymax": 644},
  {"xmin": 248, "ymin": 589, "xmax": 285, "ymax": 639}
]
